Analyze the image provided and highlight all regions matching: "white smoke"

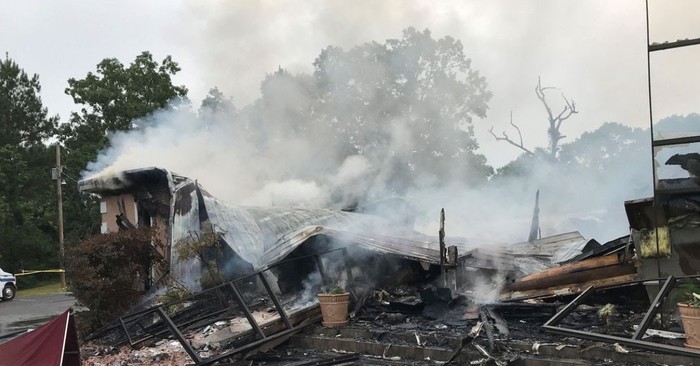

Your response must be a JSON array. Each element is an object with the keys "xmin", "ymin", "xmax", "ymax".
[{"xmin": 82, "ymin": 30, "xmax": 652, "ymax": 246}]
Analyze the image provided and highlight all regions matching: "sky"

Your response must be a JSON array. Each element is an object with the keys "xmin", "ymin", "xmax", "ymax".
[{"xmin": 1, "ymin": 0, "xmax": 699, "ymax": 168}]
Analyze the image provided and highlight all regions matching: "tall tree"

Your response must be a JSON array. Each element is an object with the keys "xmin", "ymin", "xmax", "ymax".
[
  {"xmin": 61, "ymin": 51, "xmax": 188, "ymax": 157},
  {"xmin": 59, "ymin": 51, "xmax": 188, "ymax": 245},
  {"xmin": 312, "ymin": 27, "xmax": 493, "ymax": 191},
  {"xmin": 0, "ymin": 55, "xmax": 59, "ymax": 271},
  {"xmin": 490, "ymin": 77, "xmax": 578, "ymax": 159}
]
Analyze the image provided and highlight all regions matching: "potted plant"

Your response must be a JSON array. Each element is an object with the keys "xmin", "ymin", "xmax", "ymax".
[
  {"xmin": 317, "ymin": 284, "xmax": 350, "ymax": 327},
  {"xmin": 677, "ymin": 283, "xmax": 700, "ymax": 349}
]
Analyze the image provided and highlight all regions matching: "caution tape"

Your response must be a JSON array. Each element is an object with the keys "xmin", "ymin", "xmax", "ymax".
[{"xmin": 15, "ymin": 269, "xmax": 65, "ymax": 276}]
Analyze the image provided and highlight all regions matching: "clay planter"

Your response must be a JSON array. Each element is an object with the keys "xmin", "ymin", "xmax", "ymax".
[
  {"xmin": 678, "ymin": 303, "xmax": 700, "ymax": 349},
  {"xmin": 317, "ymin": 292, "xmax": 349, "ymax": 327}
]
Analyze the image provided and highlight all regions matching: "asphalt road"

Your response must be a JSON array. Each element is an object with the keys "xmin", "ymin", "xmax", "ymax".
[{"xmin": 0, "ymin": 293, "xmax": 76, "ymax": 335}]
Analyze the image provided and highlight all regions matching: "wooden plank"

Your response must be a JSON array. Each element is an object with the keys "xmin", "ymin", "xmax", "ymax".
[
  {"xmin": 503, "ymin": 274, "xmax": 639, "ymax": 300},
  {"xmin": 507, "ymin": 262, "xmax": 637, "ymax": 292},
  {"xmin": 513, "ymin": 253, "xmax": 622, "ymax": 284}
]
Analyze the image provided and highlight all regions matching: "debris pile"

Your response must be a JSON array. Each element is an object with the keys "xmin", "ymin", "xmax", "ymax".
[{"xmin": 65, "ymin": 167, "xmax": 700, "ymax": 364}]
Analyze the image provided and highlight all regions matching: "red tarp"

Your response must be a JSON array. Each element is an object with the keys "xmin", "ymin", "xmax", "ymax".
[{"xmin": 0, "ymin": 308, "xmax": 80, "ymax": 366}]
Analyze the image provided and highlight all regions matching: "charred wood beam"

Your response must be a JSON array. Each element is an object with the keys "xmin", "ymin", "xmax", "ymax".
[
  {"xmin": 504, "ymin": 274, "xmax": 638, "ymax": 301},
  {"xmin": 508, "ymin": 260, "xmax": 637, "ymax": 292},
  {"xmin": 484, "ymin": 306, "xmax": 509, "ymax": 339},
  {"xmin": 314, "ymin": 255, "xmax": 330, "ymax": 287},
  {"xmin": 439, "ymin": 209, "xmax": 446, "ymax": 287},
  {"xmin": 649, "ymin": 37, "xmax": 700, "ymax": 52},
  {"xmin": 479, "ymin": 308, "xmax": 495, "ymax": 351},
  {"xmin": 514, "ymin": 253, "xmax": 624, "ymax": 284},
  {"xmin": 287, "ymin": 353, "xmax": 361, "ymax": 366}
]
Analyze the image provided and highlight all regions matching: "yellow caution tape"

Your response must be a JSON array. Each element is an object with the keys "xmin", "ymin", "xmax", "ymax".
[{"xmin": 15, "ymin": 269, "xmax": 65, "ymax": 276}]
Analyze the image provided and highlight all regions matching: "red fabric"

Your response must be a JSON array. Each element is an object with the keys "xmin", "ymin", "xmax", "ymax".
[{"xmin": 0, "ymin": 308, "xmax": 80, "ymax": 366}]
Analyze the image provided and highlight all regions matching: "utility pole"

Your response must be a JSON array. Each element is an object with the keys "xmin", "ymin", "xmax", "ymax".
[
  {"xmin": 55, "ymin": 144, "xmax": 66, "ymax": 288},
  {"xmin": 439, "ymin": 208, "xmax": 446, "ymax": 287}
]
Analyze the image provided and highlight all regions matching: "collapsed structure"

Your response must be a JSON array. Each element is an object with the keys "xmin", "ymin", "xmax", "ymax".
[
  {"xmin": 77, "ymin": 165, "xmax": 700, "ymax": 365},
  {"xmin": 79, "ymin": 167, "xmax": 483, "ymax": 294},
  {"xmin": 76, "ymin": 25, "xmax": 700, "ymax": 366}
]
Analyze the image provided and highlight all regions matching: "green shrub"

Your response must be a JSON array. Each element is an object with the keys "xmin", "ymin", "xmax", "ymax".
[{"xmin": 66, "ymin": 227, "xmax": 163, "ymax": 332}]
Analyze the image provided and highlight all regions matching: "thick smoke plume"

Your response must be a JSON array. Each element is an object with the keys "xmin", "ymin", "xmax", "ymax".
[{"xmin": 84, "ymin": 31, "xmax": 651, "ymax": 246}]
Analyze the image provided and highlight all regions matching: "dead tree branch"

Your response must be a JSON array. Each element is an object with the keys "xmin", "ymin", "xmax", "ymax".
[
  {"xmin": 488, "ymin": 111, "xmax": 533, "ymax": 156},
  {"xmin": 535, "ymin": 76, "xmax": 578, "ymax": 156}
]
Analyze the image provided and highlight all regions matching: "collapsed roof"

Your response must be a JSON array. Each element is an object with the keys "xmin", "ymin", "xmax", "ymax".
[{"xmin": 80, "ymin": 168, "xmax": 486, "ymax": 289}]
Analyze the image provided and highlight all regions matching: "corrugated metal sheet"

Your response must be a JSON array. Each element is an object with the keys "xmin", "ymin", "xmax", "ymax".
[
  {"xmin": 82, "ymin": 168, "xmax": 611, "ymax": 297},
  {"xmin": 164, "ymin": 176, "xmax": 462, "ymax": 290},
  {"xmin": 509, "ymin": 231, "xmax": 592, "ymax": 263}
]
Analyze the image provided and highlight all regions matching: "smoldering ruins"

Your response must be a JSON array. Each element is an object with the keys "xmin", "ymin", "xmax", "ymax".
[
  {"xmin": 79, "ymin": 151, "xmax": 700, "ymax": 365},
  {"xmin": 61, "ymin": 9, "xmax": 700, "ymax": 366}
]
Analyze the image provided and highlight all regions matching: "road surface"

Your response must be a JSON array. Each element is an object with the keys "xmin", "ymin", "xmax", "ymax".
[{"xmin": 0, "ymin": 293, "xmax": 76, "ymax": 335}]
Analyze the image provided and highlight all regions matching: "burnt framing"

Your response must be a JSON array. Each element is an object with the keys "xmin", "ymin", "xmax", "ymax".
[
  {"xmin": 118, "ymin": 247, "xmax": 353, "ymax": 365},
  {"xmin": 543, "ymin": 275, "xmax": 700, "ymax": 358}
]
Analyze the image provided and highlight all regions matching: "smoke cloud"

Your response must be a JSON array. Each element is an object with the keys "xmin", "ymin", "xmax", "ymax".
[{"xmin": 84, "ymin": 28, "xmax": 653, "ymax": 246}]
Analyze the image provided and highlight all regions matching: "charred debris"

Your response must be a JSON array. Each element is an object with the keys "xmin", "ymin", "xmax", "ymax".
[{"xmin": 78, "ymin": 167, "xmax": 700, "ymax": 365}]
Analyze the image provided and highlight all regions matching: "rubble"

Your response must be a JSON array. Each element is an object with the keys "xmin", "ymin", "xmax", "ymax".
[{"xmin": 71, "ymin": 168, "xmax": 700, "ymax": 365}]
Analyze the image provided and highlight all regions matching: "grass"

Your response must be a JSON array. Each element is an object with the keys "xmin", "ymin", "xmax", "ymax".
[{"xmin": 16, "ymin": 279, "xmax": 67, "ymax": 298}]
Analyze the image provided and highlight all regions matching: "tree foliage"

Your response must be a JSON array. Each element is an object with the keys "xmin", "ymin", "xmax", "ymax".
[
  {"xmin": 558, "ymin": 122, "xmax": 649, "ymax": 172},
  {"xmin": 175, "ymin": 227, "xmax": 227, "ymax": 289},
  {"xmin": 246, "ymin": 28, "xmax": 494, "ymax": 197},
  {"xmin": 0, "ymin": 56, "xmax": 59, "ymax": 272},
  {"xmin": 64, "ymin": 51, "xmax": 187, "ymax": 135},
  {"xmin": 313, "ymin": 28, "xmax": 493, "ymax": 189},
  {"xmin": 66, "ymin": 227, "xmax": 162, "ymax": 331},
  {"xmin": 59, "ymin": 52, "xmax": 188, "ymax": 247}
]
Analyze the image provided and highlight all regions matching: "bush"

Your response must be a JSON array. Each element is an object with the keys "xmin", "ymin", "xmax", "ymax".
[{"xmin": 66, "ymin": 227, "xmax": 163, "ymax": 332}]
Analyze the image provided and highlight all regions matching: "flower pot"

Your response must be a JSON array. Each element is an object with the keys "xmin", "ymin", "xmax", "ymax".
[
  {"xmin": 678, "ymin": 303, "xmax": 700, "ymax": 349},
  {"xmin": 318, "ymin": 293, "xmax": 349, "ymax": 327}
]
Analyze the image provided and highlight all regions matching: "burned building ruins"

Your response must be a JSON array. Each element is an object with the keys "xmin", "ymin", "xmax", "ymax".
[
  {"xmin": 77, "ymin": 161, "xmax": 700, "ymax": 365},
  {"xmin": 75, "ymin": 17, "xmax": 700, "ymax": 365},
  {"xmin": 78, "ymin": 167, "xmax": 478, "ymax": 295}
]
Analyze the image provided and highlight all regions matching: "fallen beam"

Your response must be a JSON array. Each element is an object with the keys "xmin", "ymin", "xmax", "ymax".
[
  {"xmin": 508, "ymin": 260, "xmax": 636, "ymax": 292},
  {"xmin": 503, "ymin": 274, "xmax": 638, "ymax": 300},
  {"xmin": 649, "ymin": 37, "xmax": 700, "ymax": 52},
  {"xmin": 514, "ymin": 253, "xmax": 623, "ymax": 284}
]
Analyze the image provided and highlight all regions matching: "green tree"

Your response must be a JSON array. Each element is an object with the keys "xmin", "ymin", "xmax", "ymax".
[
  {"xmin": 66, "ymin": 227, "xmax": 162, "ymax": 331},
  {"xmin": 558, "ymin": 122, "xmax": 649, "ymax": 172},
  {"xmin": 199, "ymin": 87, "xmax": 235, "ymax": 117},
  {"xmin": 312, "ymin": 28, "xmax": 493, "ymax": 191},
  {"xmin": 59, "ymin": 51, "xmax": 188, "ymax": 245},
  {"xmin": 0, "ymin": 55, "xmax": 59, "ymax": 272},
  {"xmin": 61, "ymin": 51, "xmax": 188, "ymax": 159}
]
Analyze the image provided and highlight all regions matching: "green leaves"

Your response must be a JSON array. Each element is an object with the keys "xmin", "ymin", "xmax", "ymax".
[
  {"xmin": 59, "ymin": 51, "xmax": 189, "ymax": 251},
  {"xmin": 0, "ymin": 56, "xmax": 59, "ymax": 272},
  {"xmin": 64, "ymin": 51, "xmax": 188, "ymax": 137},
  {"xmin": 0, "ymin": 57, "xmax": 58, "ymax": 147}
]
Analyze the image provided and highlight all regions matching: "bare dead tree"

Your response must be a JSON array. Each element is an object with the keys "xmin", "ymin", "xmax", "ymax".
[
  {"xmin": 488, "ymin": 111, "xmax": 533, "ymax": 156},
  {"xmin": 535, "ymin": 76, "xmax": 578, "ymax": 157},
  {"xmin": 490, "ymin": 77, "xmax": 578, "ymax": 159}
]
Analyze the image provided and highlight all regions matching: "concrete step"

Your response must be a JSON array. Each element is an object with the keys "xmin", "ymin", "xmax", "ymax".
[{"xmin": 290, "ymin": 325, "xmax": 474, "ymax": 363}]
